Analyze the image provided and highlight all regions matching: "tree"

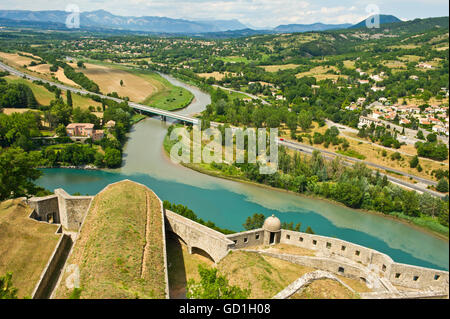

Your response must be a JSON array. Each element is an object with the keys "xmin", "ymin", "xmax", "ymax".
[
  {"xmin": 45, "ymin": 100, "xmax": 72, "ymax": 128},
  {"xmin": 243, "ymin": 213, "xmax": 265, "ymax": 230},
  {"xmin": 66, "ymin": 90, "xmax": 73, "ymax": 107},
  {"xmin": 427, "ymin": 133, "xmax": 437, "ymax": 143},
  {"xmin": 0, "ymin": 272, "xmax": 18, "ymax": 299},
  {"xmin": 305, "ymin": 226, "xmax": 315, "ymax": 234},
  {"xmin": 186, "ymin": 265, "xmax": 250, "ymax": 299},
  {"xmin": 436, "ymin": 179, "xmax": 449, "ymax": 193},
  {"xmin": 120, "ymin": 80, "xmax": 124, "ymax": 87},
  {"xmin": 104, "ymin": 147, "xmax": 122, "ymax": 168},
  {"xmin": 409, "ymin": 155, "xmax": 419, "ymax": 169},
  {"xmin": 55, "ymin": 124, "xmax": 67, "ymax": 137},
  {"xmin": 286, "ymin": 113, "xmax": 298, "ymax": 133},
  {"xmin": 298, "ymin": 110, "xmax": 312, "ymax": 131},
  {"xmin": 416, "ymin": 130, "xmax": 425, "ymax": 140},
  {"xmin": 0, "ymin": 148, "xmax": 42, "ymax": 201}
]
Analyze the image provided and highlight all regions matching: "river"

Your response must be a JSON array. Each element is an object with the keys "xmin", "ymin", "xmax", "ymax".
[{"xmin": 36, "ymin": 73, "xmax": 449, "ymax": 271}]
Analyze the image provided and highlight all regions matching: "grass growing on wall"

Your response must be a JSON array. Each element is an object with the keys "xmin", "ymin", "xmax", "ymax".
[{"xmin": 54, "ymin": 181, "xmax": 166, "ymax": 299}]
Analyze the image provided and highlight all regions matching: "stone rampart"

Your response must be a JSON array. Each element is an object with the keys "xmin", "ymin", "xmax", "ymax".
[
  {"xmin": 54, "ymin": 189, "xmax": 93, "ymax": 231},
  {"xmin": 226, "ymin": 229, "xmax": 265, "ymax": 249},
  {"xmin": 164, "ymin": 209, "xmax": 235, "ymax": 263},
  {"xmin": 27, "ymin": 195, "xmax": 60, "ymax": 223},
  {"xmin": 31, "ymin": 230, "xmax": 73, "ymax": 299},
  {"xmin": 279, "ymin": 229, "xmax": 449, "ymax": 291}
]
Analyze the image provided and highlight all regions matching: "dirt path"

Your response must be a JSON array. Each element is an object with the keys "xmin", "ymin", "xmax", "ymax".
[{"xmin": 140, "ymin": 192, "xmax": 152, "ymax": 278}]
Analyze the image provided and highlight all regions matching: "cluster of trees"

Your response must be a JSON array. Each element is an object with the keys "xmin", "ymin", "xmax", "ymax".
[
  {"xmin": 0, "ymin": 147, "xmax": 46, "ymax": 201},
  {"xmin": 62, "ymin": 64, "xmax": 100, "ymax": 93},
  {"xmin": 43, "ymin": 99, "xmax": 73, "ymax": 129},
  {"xmin": 0, "ymin": 74, "xmax": 139, "ymax": 175},
  {"xmin": 414, "ymin": 133, "xmax": 448, "ymax": 161},
  {"xmin": 212, "ymin": 149, "xmax": 449, "ymax": 227},
  {"xmin": 0, "ymin": 111, "xmax": 43, "ymax": 152},
  {"xmin": 358, "ymin": 124, "xmax": 402, "ymax": 149},
  {"xmin": 163, "ymin": 200, "xmax": 234, "ymax": 234},
  {"xmin": 72, "ymin": 107, "xmax": 100, "ymax": 128},
  {"xmin": 0, "ymin": 80, "xmax": 38, "ymax": 110},
  {"xmin": 202, "ymin": 86, "xmax": 360, "ymax": 138},
  {"xmin": 302, "ymin": 126, "xmax": 349, "ymax": 151},
  {"xmin": 41, "ymin": 143, "xmax": 96, "ymax": 167},
  {"xmin": 186, "ymin": 265, "xmax": 250, "ymax": 299},
  {"xmin": 415, "ymin": 142, "xmax": 448, "ymax": 161}
]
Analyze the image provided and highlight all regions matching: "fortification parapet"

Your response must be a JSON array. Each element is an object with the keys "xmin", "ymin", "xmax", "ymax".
[
  {"xmin": 54, "ymin": 189, "xmax": 93, "ymax": 231},
  {"xmin": 27, "ymin": 195, "xmax": 60, "ymax": 223}
]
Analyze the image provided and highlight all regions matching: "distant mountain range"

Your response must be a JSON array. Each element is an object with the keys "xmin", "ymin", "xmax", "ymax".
[
  {"xmin": 349, "ymin": 14, "xmax": 402, "ymax": 29},
  {"xmin": 0, "ymin": 9, "xmax": 405, "ymax": 35},
  {"xmin": 0, "ymin": 9, "xmax": 247, "ymax": 33},
  {"xmin": 274, "ymin": 23, "xmax": 352, "ymax": 33}
]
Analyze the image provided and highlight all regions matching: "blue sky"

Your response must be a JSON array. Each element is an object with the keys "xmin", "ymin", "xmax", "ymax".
[{"xmin": 2, "ymin": 0, "xmax": 449, "ymax": 28}]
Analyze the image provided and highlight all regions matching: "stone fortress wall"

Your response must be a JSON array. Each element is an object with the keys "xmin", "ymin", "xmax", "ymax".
[
  {"xmin": 25, "ymin": 182, "xmax": 449, "ymax": 299},
  {"xmin": 54, "ymin": 189, "xmax": 93, "ymax": 231},
  {"xmin": 229, "ymin": 227, "xmax": 448, "ymax": 292},
  {"xmin": 26, "ymin": 190, "xmax": 93, "ymax": 299},
  {"xmin": 165, "ymin": 209, "xmax": 235, "ymax": 263},
  {"xmin": 27, "ymin": 190, "xmax": 93, "ymax": 232}
]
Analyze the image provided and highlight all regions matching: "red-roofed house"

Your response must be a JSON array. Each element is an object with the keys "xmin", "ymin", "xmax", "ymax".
[{"xmin": 66, "ymin": 123, "xmax": 104, "ymax": 141}]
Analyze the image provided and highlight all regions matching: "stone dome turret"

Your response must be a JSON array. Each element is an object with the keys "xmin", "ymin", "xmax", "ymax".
[{"xmin": 263, "ymin": 215, "xmax": 281, "ymax": 232}]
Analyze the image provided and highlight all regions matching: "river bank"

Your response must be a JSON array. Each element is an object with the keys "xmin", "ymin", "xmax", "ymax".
[{"xmin": 162, "ymin": 131, "xmax": 449, "ymax": 241}]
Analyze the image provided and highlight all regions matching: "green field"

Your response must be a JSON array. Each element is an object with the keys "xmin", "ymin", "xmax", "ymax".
[{"xmin": 140, "ymin": 72, "xmax": 194, "ymax": 111}]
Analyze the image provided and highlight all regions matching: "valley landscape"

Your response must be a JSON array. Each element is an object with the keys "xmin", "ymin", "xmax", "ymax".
[{"xmin": 0, "ymin": 0, "xmax": 449, "ymax": 308}]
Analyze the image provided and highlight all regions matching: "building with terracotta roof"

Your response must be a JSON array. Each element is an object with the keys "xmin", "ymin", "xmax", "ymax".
[{"xmin": 66, "ymin": 123, "xmax": 104, "ymax": 142}]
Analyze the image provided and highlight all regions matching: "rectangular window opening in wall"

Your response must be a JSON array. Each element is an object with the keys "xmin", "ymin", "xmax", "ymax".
[
  {"xmin": 299, "ymin": 237, "xmax": 304, "ymax": 242},
  {"xmin": 255, "ymin": 234, "xmax": 260, "ymax": 240},
  {"xmin": 233, "ymin": 240, "xmax": 237, "ymax": 245},
  {"xmin": 312, "ymin": 240, "xmax": 317, "ymax": 245},
  {"xmin": 286, "ymin": 235, "xmax": 291, "ymax": 240},
  {"xmin": 326, "ymin": 242, "xmax": 331, "ymax": 249},
  {"xmin": 395, "ymin": 273, "xmax": 401, "ymax": 279},
  {"xmin": 413, "ymin": 276, "xmax": 419, "ymax": 281},
  {"xmin": 341, "ymin": 246, "xmax": 346, "ymax": 251},
  {"xmin": 382, "ymin": 264, "xmax": 386, "ymax": 272},
  {"xmin": 338, "ymin": 267, "xmax": 345, "ymax": 273},
  {"xmin": 355, "ymin": 250, "xmax": 360, "ymax": 256},
  {"xmin": 244, "ymin": 237, "xmax": 248, "ymax": 243},
  {"xmin": 434, "ymin": 275, "xmax": 440, "ymax": 281}
]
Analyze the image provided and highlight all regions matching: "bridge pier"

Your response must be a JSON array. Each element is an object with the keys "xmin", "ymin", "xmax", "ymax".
[{"xmin": 161, "ymin": 115, "xmax": 167, "ymax": 122}]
